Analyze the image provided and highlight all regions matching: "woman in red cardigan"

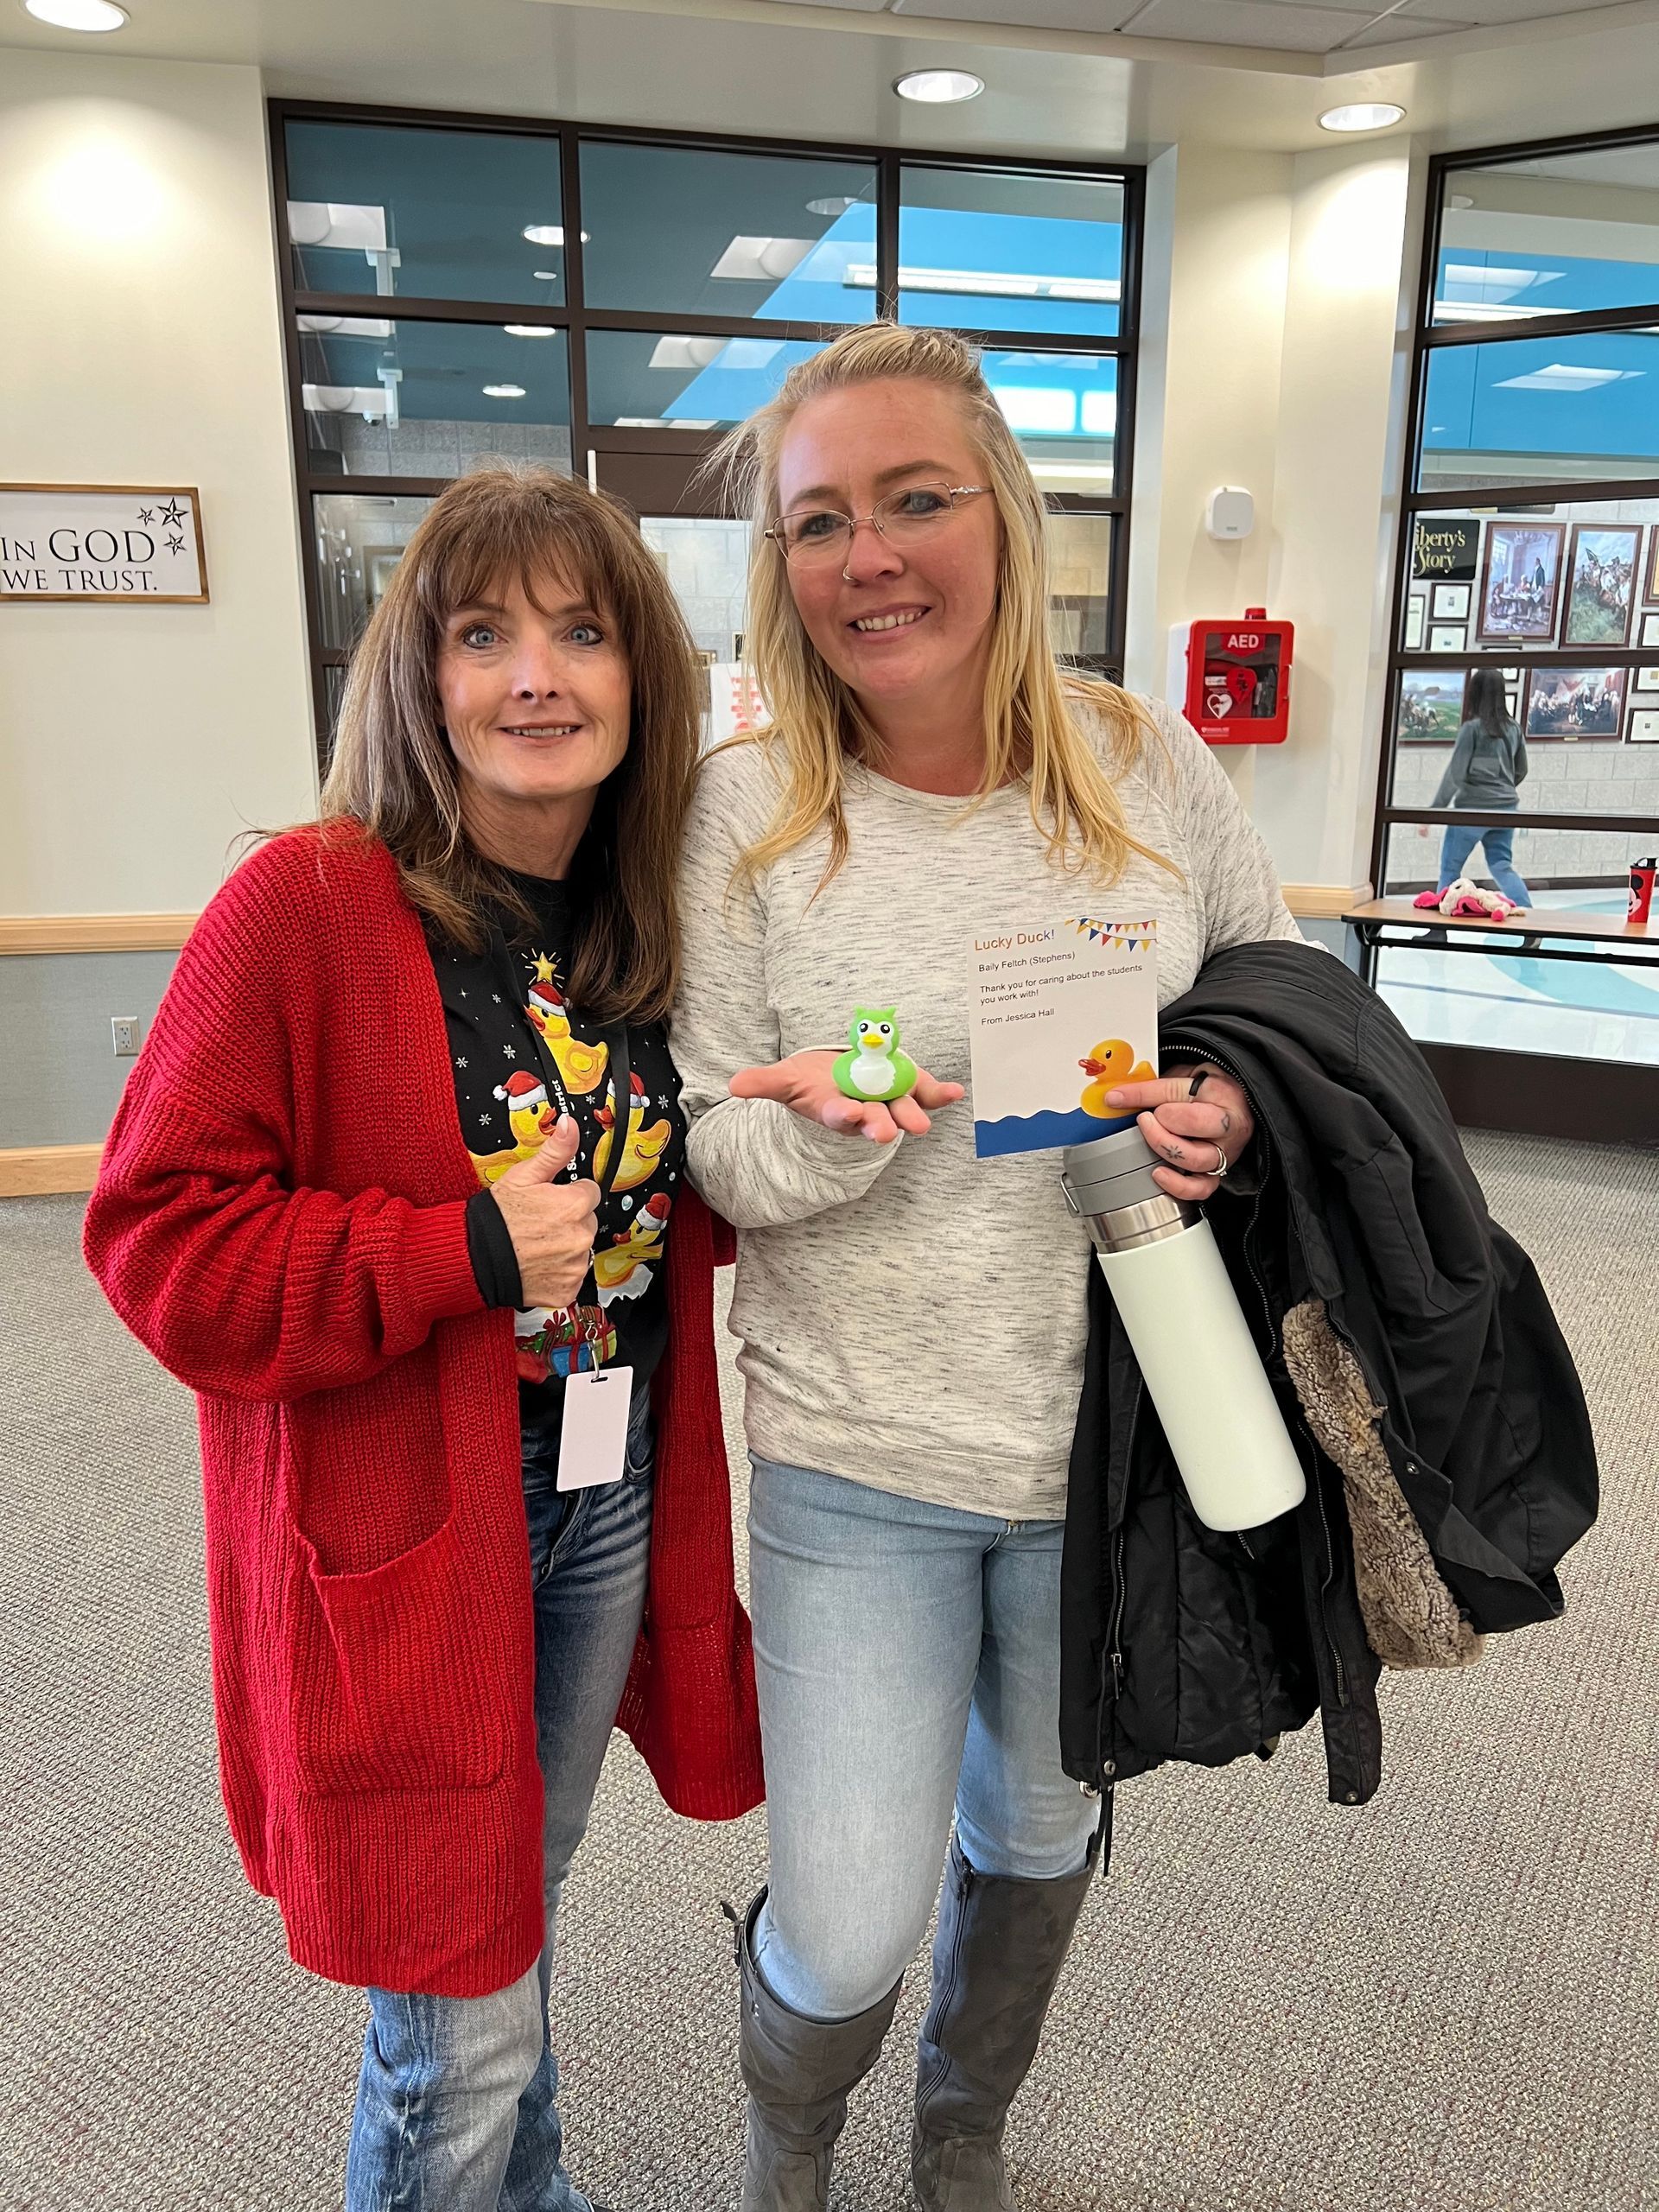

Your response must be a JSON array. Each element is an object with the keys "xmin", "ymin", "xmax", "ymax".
[{"xmin": 84, "ymin": 467, "xmax": 761, "ymax": 2212}]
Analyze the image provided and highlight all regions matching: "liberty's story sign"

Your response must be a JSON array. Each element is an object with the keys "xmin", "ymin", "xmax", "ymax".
[{"xmin": 0, "ymin": 485, "xmax": 207, "ymax": 602}]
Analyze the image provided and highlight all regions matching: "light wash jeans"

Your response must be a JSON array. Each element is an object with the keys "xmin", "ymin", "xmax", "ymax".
[
  {"xmin": 747, "ymin": 1457, "xmax": 1099, "ymax": 2024},
  {"xmin": 1438, "ymin": 818, "xmax": 1530, "ymax": 907},
  {"xmin": 345, "ymin": 1394, "xmax": 655, "ymax": 2212}
]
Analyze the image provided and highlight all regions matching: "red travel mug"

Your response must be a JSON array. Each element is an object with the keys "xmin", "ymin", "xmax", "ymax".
[{"xmin": 1631, "ymin": 856, "xmax": 1657, "ymax": 925}]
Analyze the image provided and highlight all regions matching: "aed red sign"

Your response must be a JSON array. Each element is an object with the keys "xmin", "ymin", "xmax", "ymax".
[{"xmin": 1179, "ymin": 611, "xmax": 1293, "ymax": 746}]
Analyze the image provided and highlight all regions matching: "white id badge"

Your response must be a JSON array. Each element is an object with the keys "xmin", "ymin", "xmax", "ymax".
[{"xmin": 556, "ymin": 1365, "xmax": 636, "ymax": 1492}]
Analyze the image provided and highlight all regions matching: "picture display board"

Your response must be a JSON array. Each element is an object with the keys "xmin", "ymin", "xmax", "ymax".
[{"xmin": 0, "ymin": 486, "xmax": 207, "ymax": 603}]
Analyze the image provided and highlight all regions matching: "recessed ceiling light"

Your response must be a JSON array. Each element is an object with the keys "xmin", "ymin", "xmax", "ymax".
[
  {"xmin": 1449, "ymin": 193, "xmax": 1476, "ymax": 209},
  {"xmin": 532, "ymin": 270, "xmax": 559, "ymax": 282},
  {"xmin": 23, "ymin": 0, "xmax": 128, "ymax": 28},
  {"xmin": 482, "ymin": 383, "xmax": 527, "ymax": 398},
  {"xmin": 1319, "ymin": 103, "xmax": 1406, "ymax": 133},
  {"xmin": 503, "ymin": 324, "xmax": 556, "ymax": 337},
  {"xmin": 806, "ymin": 195, "xmax": 862, "ymax": 219},
  {"xmin": 521, "ymin": 224, "xmax": 589, "ymax": 247},
  {"xmin": 893, "ymin": 69, "xmax": 983, "ymax": 104}
]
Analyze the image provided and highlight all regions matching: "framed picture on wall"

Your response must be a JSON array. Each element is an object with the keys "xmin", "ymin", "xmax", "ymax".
[
  {"xmin": 1629, "ymin": 709, "xmax": 1659, "ymax": 743},
  {"xmin": 1635, "ymin": 668, "xmax": 1659, "ymax": 692},
  {"xmin": 1477, "ymin": 521, "xmax": 1566, "ymax": 645},
  {"xmin": 1643, "ymin": 612, "xmax": 1659, "ymax": 647},
  {"xmin": 1564, "ymin": 524, "xmax": 1640, "ymax": 647},
  {"xmin": 1428, "ymin": 624, "xmax": 1465, "ymax": 653},
  {"xmin": 1404, "ymin": 589, "xmax": 1427, "ymax": 651},
  {"xmin": 1644, "ymin": 529, "xmax": 1659, "ymax": 606},
  {"xmin": 1433, "ymin": 583, "xmax": 1471, "ymax": 621},
  {"xmin": 1411, "ymin": 516, "xmax": 1480, "ymax": 582},
  {"xmin": 1523, "ymin": 665, "xmax": 1627, "ymax": 739},
  {"xmin": 1396, "ymin": 671, "xmax": 1465, "ymax": 742}
]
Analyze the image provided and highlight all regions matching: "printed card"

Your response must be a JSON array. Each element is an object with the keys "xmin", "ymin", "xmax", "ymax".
[{"xmin": 968, "ymin": 917, "xmax": 1159, "ymax": 1158}]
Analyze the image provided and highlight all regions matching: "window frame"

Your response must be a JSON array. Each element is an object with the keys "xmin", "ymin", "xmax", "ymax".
[
  {"xmin": 268, "ymin": 100, "xmax": 1142, "ymax": 759},
  {"xmin": 1365, "ymin": 122, "xmax": 1659, "ymax": 1138}
]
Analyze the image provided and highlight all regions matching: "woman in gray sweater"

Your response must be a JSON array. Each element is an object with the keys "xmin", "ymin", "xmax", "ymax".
[
  {"xmin": 675, "ymin": 325, "xmax": 1302, "ymax": 2212},
  {"xmin": 1431, "ymin": 666, "xmax": 1531, "ymax": 907}
]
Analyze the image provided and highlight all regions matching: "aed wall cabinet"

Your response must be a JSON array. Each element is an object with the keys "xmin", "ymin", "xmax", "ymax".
[{"xmin": 1170, "ymin": 612, "xmax": 1294, "ymax": 745}]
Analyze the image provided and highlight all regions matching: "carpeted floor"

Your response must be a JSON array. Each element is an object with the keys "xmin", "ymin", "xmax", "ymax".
[{"xmin": 2, "ymin": 1133, "xmax": 1656, "ymax": 2211}]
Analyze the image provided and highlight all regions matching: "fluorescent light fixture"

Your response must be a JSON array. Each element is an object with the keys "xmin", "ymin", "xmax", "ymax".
[
  {"xmin": 893, "ymin": 69, "xmax": 983, "ymax": 103},
  {"xmin": 1080, "ymin": 391, "xmax": 1117, "ymax": 435},
  {"xmin": 297, "ymin": 315, "xmax": 392, "ymax": 337},
  {"xmin": 710, "ymin": 236, "xmax": 816, "ymax": 283},
  {"xmin": 503, "ymin": 324, "xmax": 556, "ymax": 337},
  {"xmin": 482, "ymin": 383, "xmax": 527, "ymax": 398},
  {"xmin": 1443, "ymin": 264, "xmax": 1560, "ymax": 298},
  {"xmin": 1434, "ymin": 302, "xmax": 1554, "ymax": 324},
  {"xmin": 843, "ymin": 264, "xmax": 1118, "ymax": 304},
  {"xmin": 650, "ymin": 336, "xmax": 728, "ymax": 372},
  {"xmin": 1319, "ymin": 103, "xmax": 1405, "ymax": 132},
  {"xmin": 302, "ymin": 384, "xmax": 390, "ymax": 418},
  {"xmin": 614, "ymin": 416, "xmax": 719, "ymax": 430},
  {"xmin": 289, "ymin": 200, "xmax": 389, "ymax": 252},
  {"xmin": 23, "ymin": 0, "xmax": 128, "ymax": 28},
  {"xmin": 1495, "ymin": 364, "xmax": 1643, "ymax": 391},
  {"xmin": 523, "ymin": 224, "xmax": 589, "ymax": 247}
]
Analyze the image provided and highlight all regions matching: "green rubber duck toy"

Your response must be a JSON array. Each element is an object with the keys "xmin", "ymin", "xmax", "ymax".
[{"xmin": 831, "ymin": 1008, "xmax": 919, "ymax": 1104}]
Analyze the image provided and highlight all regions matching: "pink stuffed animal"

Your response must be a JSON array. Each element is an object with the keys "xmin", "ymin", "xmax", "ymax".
[{"xmin": 1412, "ymin": 877, "xmax": 1524, "ymax": 922}]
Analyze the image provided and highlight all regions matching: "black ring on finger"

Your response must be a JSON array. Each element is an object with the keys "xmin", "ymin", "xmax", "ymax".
[{"xmin": 1187, "ymin": 1070, "xmax": 1208, "ymax": 1099}]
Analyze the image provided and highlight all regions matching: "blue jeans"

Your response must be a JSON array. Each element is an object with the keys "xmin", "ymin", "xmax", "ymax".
[
  {"xmin": 747, "ymin": 1459, "xmax": 1099, "ymax": 2023},
  {"xmin": 346, "ymin": 1393, "xmax": 655, "ymax": 2212},
  {"xmin": 1439, "ymin": 819, "xmax": 1529, "ymax": 906}
]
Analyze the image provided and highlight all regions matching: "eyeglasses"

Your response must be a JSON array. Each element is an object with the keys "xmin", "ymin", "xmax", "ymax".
[{"xmin": 765, "ymin": 481, "xmax": 990, "ymax": 565}]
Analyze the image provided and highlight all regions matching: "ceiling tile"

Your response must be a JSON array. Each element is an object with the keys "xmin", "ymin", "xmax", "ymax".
[
  {"xmin": 889, "ymin": 0, "xmax": 1142, "ymax": 26},
  {"xmin": 1335, "ymin": 6, "xmax": 1472, "ymax": 38},
  {"xmin": 1116, "ymin": 0, "xmax": 1376, "ymax": 48}
]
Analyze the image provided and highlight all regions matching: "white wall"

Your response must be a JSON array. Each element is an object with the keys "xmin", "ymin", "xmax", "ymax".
[
  {"xmin": 1129, "ymin": 136, "xmax": 1421, "ymax": 893},
  {"xmin": 0, "ymin": 52, "xmax": 315, "ymax": 917}
]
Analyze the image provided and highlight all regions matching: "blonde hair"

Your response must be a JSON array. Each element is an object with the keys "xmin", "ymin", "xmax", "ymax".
[
  {"xmin": 320, "ymin": 466, "xmax": 701, "ymax": 1024},
  {"xmin": 707, "ymin": 324, "xmax": 1173, "ymax": 892}
]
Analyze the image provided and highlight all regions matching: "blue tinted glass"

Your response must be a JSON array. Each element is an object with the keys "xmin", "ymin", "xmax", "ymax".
[
  {"xmin": 1434, "ymin": 151, "xmax": 1659, "ymax": 326},
  {"xmin": 298, "ymin": 319, "xmax": 569, "ymax": 477},
  {"xmin": 284, "ymin": 120, "xmax": 564, "ymax": 305},
  {"xmin": 899, "ymin": 168, "xmax": 1122, "ymax": 339},
  {"xmin": 581, "ymin": 143, "xmax": 878, "ymax": 323},
  {"xmin": 1420, "ymin": 330, "xmax": 1659, "ymax": 490},
  {"xmin": 585, "ymin": 330, "xmax": 823, "ymax": 429},
  {"xmin": 984, "ymin": 352, "xmax": 1116, "ymax": 492}
]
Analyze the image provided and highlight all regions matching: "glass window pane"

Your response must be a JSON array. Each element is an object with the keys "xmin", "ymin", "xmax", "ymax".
[
  {"xmin": 585, "ymin": 329, "xmax": 823, "ymax": 429},
  {"xmin": 1388, "ymin": 664, "xmax": 1657, "ymax": 816},
  {"xmin": 580, "ymin": 143, "xmax": 878, "ymax": 324},
  {"xmin": 987, "ymin": 351, "xmax": 1116, "ymax": 492},
  {"xmin": 312, "ymin": 492, "xmax": 433, "ymax": 650},
  {"xmin": 899, "ymin": 168, "xmax": 1122, "ymax": 339},
  {"xmin": 1433, "ymin": 143, "xmax": 1659, "ymax": 327},
  {"xmin": 284, "ymin": 120, "xmax": 564, "ymax": 306},
  {"xmin": 1399, "ymin": 497, "xmax": 1659, "ymax": 655},
  {"xmin": 1419, "ymin": 328, "xmax": 1659, "ymax": 491},
  {"xmin": 1373, "ymin": 824, "xmax": 1659, "ymax": 1067},
  {"xmin": 299, "ymin": 319, "xmax": 570, "ymax": 479},
  {"xmin": 1047, "ymin": 512, "xmax": 1114, "ymax": 664}
]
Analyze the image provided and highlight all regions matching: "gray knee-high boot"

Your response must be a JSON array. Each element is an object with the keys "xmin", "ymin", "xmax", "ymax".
[
  {"xmin": 911, "ymin": 1839, "xmax": 1096, "ymax": 2212},
  {"xmin": 728, "ymin": 1888, "xmax": 903, "ymax": 2212}
]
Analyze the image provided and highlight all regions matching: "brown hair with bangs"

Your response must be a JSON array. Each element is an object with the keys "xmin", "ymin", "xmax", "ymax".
[{"xmin": 321, "ymin": 465, "xmax": 701, "ymax": 1025}]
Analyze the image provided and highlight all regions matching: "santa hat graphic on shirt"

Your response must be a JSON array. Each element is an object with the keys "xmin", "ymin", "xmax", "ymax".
[{"xmin": 493, "ymin": 1070, "xmax": 550, "ymax": 1114}]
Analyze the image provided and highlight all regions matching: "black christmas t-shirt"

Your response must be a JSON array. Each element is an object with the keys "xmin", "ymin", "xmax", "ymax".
[{"xmin": 428, "ymin": 871, "xmax": 687, "ymax": 1435}]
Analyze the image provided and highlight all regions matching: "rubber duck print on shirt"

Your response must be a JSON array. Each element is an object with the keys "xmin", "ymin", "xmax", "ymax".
[
  {"xmin": 468, "ymin": 1069, "xmax": 557, "ymax": 1184},
  {"xmin": 524, "ymin": 961, "xmax": 609, "ymax": 1096}
]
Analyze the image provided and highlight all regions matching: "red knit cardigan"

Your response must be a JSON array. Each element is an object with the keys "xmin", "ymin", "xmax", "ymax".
[{"xmin": 84, "ymin": 823, "xmax": 764, "ymax": 1998}]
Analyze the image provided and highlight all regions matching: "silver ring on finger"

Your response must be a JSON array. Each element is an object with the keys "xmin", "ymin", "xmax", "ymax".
[{"xmin": 1209, "ymin": 1141, "xmax": 1230, "ymax": 1179}]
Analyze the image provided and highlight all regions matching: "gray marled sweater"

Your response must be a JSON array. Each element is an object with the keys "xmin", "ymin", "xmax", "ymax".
[{"xmin": 673, "ymin": 694, "xmax": 1302, "ymax": 1521}]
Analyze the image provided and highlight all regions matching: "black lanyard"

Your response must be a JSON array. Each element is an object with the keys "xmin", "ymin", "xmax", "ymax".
[{"xmin": 488, "ymin": 925, "xmax": 632, "ymax": 1308}]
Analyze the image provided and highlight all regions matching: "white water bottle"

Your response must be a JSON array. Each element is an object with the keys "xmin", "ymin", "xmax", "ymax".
[{"xmin": 1061, "ymin": 1126, "xmax": 1306, "ymax": 1532}]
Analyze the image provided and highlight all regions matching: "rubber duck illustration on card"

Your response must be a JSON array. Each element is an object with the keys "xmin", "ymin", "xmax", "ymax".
[{"xmin": 1078, "ymin": 1039, "xmax": 1155, "ymax": 1120}]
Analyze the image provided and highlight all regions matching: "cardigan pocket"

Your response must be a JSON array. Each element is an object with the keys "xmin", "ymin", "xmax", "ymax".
[{"xmin": 295, "ymin": 1513, "xmax": 512, "ymax": 1794}]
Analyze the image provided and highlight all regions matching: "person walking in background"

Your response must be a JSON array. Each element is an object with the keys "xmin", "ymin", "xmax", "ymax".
[
  {"xmin": 84, "ymin": 467, "xmax": 761, "ymax": 2212},
  {"xmin": 1432, "ymin": 665, "xmax": 1531, "ymax": 908}
]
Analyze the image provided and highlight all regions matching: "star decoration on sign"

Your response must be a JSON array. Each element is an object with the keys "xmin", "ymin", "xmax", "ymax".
[
  {"xmin": 136, "ymin": 506, "xmax": 154, "ymax": 525},
  {"xmin": 164, "ymin": 533, "xmax": 185, "ymax": 556},
  {"xmin": 158, "ymin": 498, "xmax": 185, "ymax": 527}
]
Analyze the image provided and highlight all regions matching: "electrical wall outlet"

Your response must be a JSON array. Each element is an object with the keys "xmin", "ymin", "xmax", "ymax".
[{"xmin": 111, "ymin": 1016, "xmax": 141, "ymax": 1057}]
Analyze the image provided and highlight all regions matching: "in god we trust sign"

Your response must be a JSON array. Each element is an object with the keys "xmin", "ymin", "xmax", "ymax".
[{"xmin": 0, "ymin": 484, "xmax": 207, "ymax": 603}]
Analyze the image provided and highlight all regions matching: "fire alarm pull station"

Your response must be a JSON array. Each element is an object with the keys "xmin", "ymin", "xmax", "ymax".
[{"xmin": 1173, "ymin": 610, "xmax": 1294, "ymax": 745}]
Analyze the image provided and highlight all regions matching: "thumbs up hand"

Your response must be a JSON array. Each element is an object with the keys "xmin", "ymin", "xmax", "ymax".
[{"xmin": 491, "ymin": 1116, "xmax": 601, "ymax": 1308}]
